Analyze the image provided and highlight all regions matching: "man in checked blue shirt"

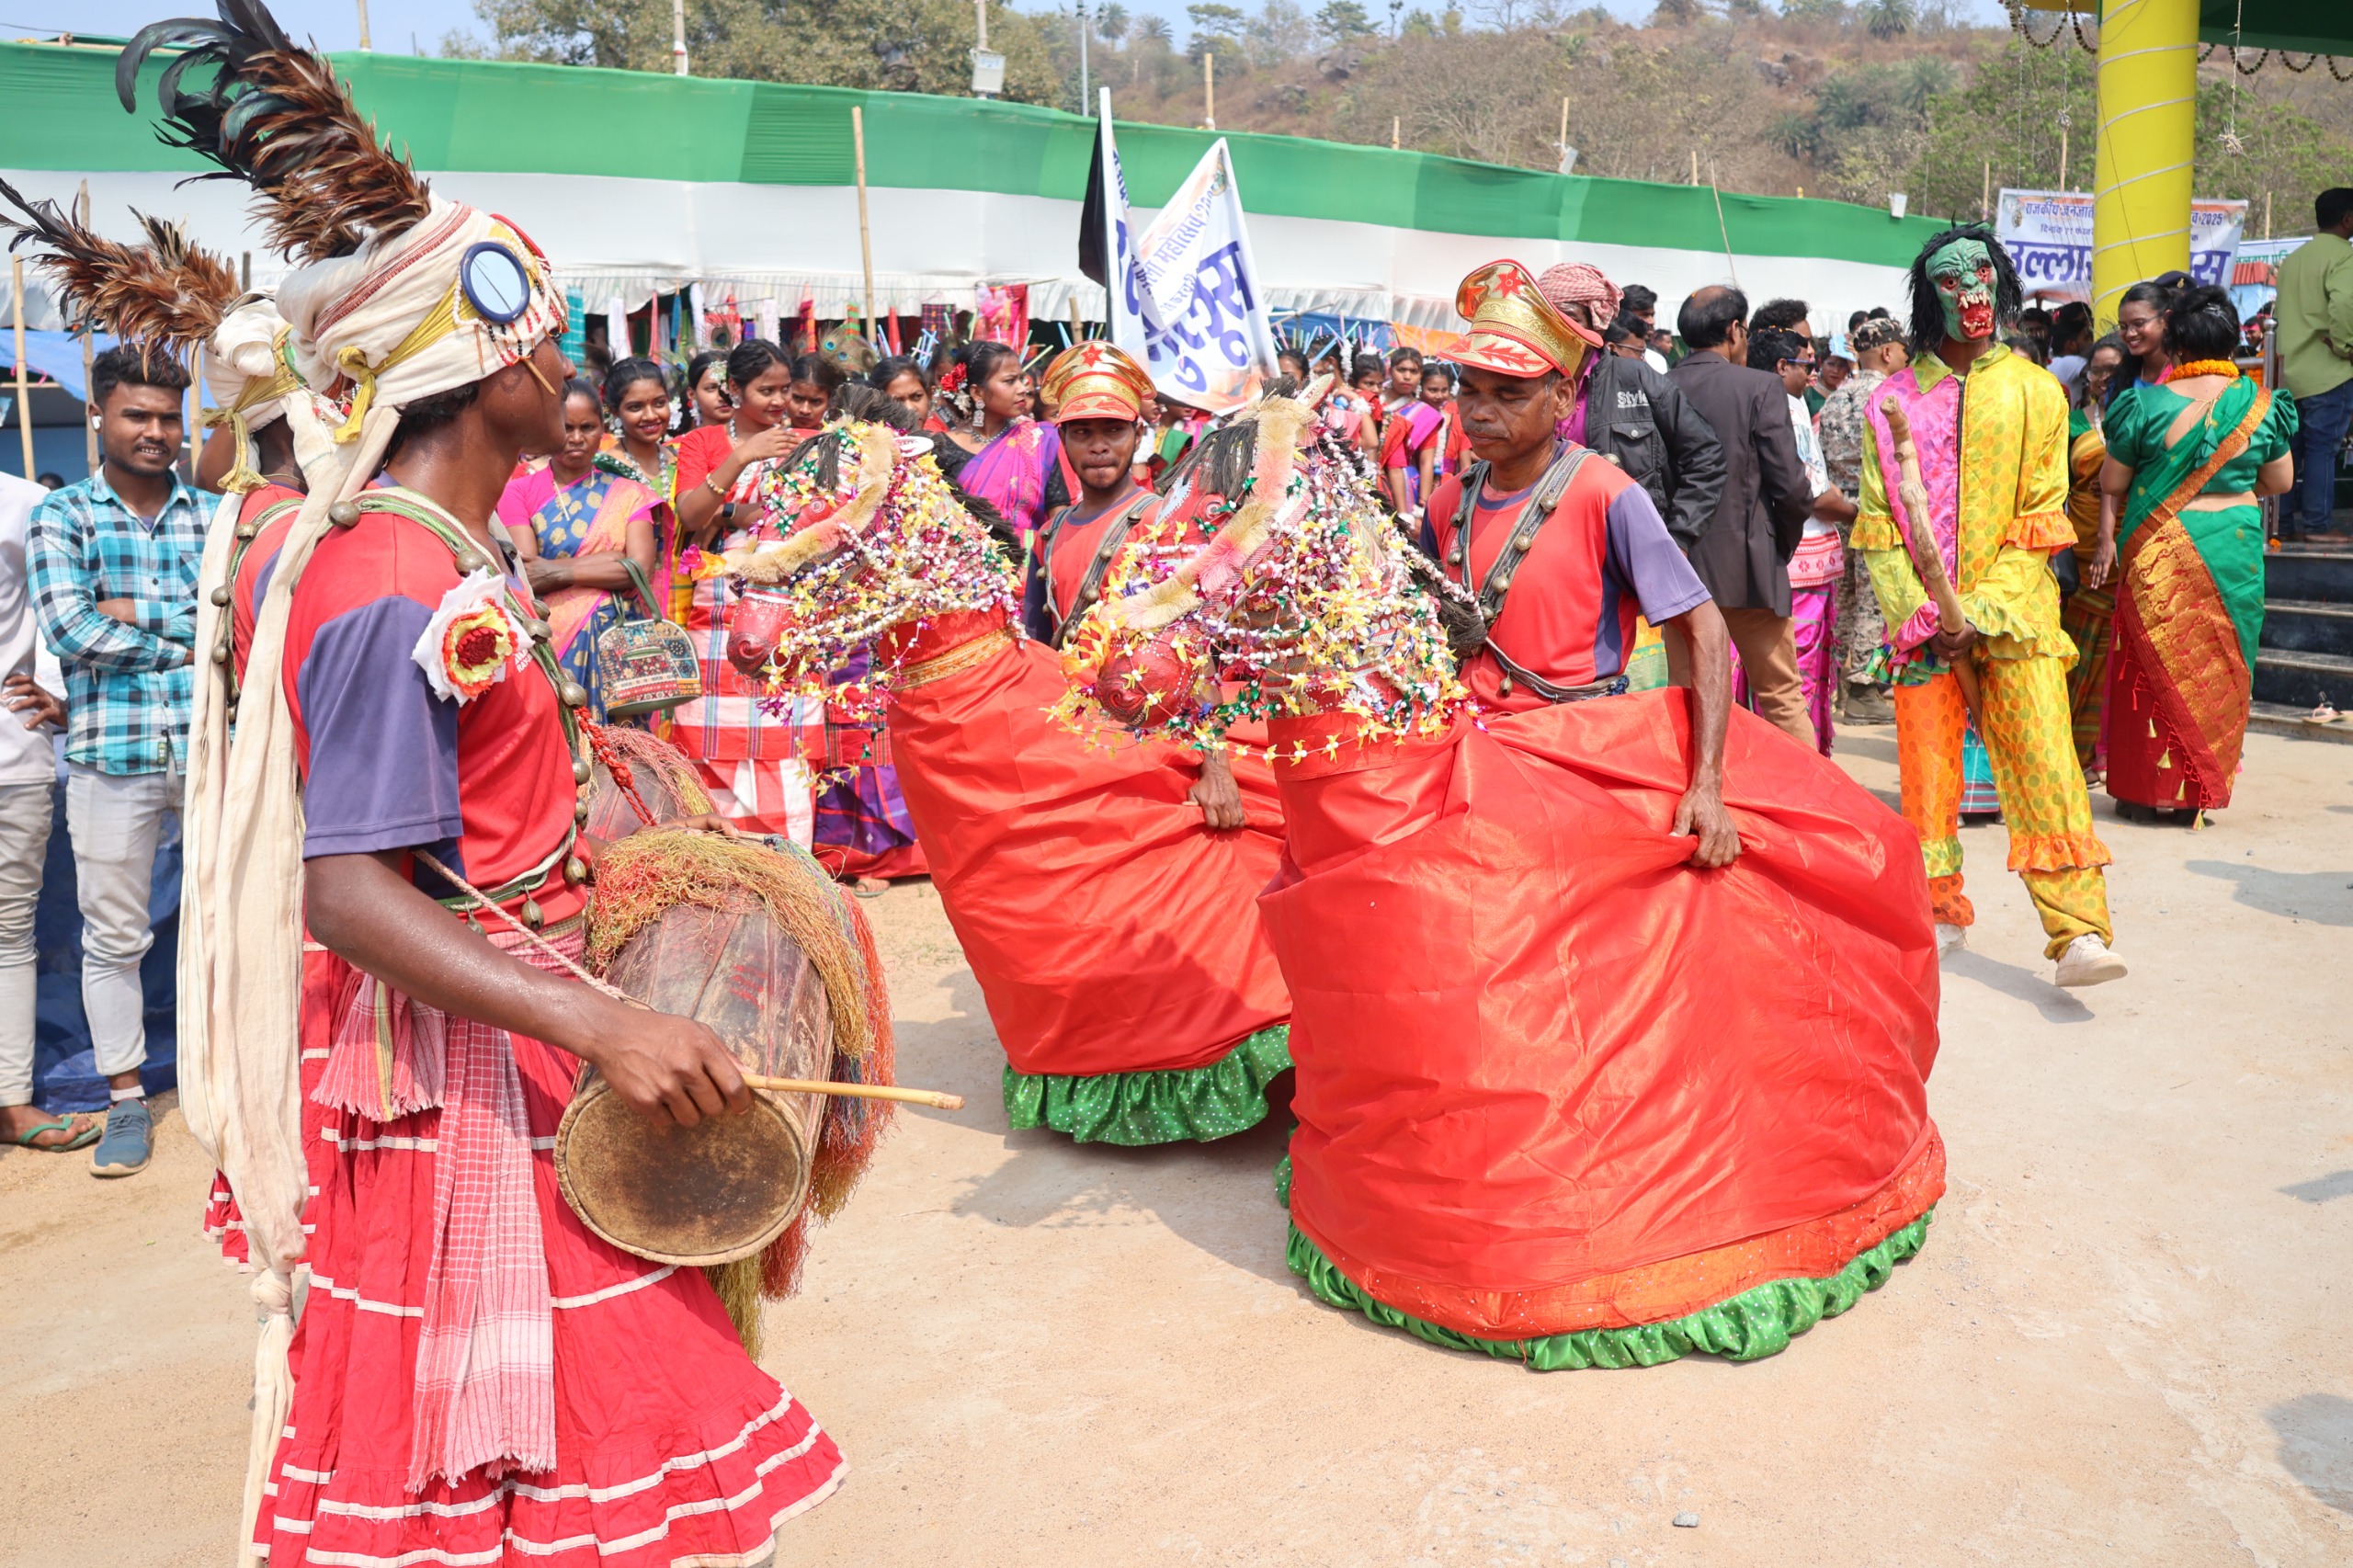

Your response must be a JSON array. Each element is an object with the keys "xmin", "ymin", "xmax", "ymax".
[{"xmin": 28, "ymin": 344, "xmax": 204, "ymax": 1177}]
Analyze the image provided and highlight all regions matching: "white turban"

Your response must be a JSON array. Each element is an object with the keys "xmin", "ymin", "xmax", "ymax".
[{"xmin": 278, "ymin": 197, "xmax": 567, "ymax": 452}]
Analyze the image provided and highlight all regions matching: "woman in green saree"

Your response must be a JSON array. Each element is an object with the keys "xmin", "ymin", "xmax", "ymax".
[{"xmin": 2091, "ymin": 287, "xmax": 2296, "ymax": 820}]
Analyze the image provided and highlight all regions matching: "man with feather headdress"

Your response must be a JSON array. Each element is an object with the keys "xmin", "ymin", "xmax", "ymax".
[{"xmin": 119, "ymin": 5, "xmax": 848, "ymax": 1562}]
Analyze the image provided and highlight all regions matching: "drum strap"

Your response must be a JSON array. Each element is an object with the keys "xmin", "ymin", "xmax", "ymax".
[{"xmin": 1040, "ymin": 488, "xmax": 1157, "ymax": 650}]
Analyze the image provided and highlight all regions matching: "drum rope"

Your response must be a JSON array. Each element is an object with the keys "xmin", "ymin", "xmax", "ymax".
[{"xmin": 415, "ymin": 849, "xmax": 644, "ymax": 1006}]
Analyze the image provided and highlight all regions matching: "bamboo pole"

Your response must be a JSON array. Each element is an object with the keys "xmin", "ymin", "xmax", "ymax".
[
  {"xmin": 1708, "ymin": 162, "xmax": 1741, "ymax": 292},
  {"xmin": 76, "ymin": 183, "xmax": 95, "ymax": 476},
  {"xmin": 1980, "ymin": 158, "xmax": 1990, "ymax": 222},
  {"xmin": 852, "ymin": 105, "xmax": 877, "ymax": 347},
  {"xmin": 11, "ymin": 257, "xmax": 30, "ymax": 480},
  {"xmin": 1203, "ymin": 51, "xmax": 1215, "ymax": 131},
  {"xmin": 741, "ymin": 1074, "xmax": 965, "ymax": 1111},
  {"xmin": 1392, "ymin": 115, "xmax": 1399, "ymax": 150}
]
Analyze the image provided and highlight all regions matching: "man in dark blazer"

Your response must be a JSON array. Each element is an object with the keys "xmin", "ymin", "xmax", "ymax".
[{"xmin": 1665, "ymin": 285, "xmax": 1816, "ymax": 746}]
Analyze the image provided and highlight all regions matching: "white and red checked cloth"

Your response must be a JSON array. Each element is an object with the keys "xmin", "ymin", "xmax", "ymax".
[{"xmin": 313, "ymin": 926, "xmax": 568, "ymax": 1491}]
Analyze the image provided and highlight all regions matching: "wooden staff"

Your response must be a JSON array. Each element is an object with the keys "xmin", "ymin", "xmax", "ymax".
[
  {"xmin": 1879, "ymin": 395, "xmax": 1982, "ymax": 723},
  {"xmin": 743, "ymin": 1075, "xmax": 963, "ymax": 1110}
]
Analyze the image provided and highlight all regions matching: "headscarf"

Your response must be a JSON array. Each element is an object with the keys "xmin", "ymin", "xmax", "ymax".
[
  {"xmin": 1442, "ymin": 259, "xmax": 1598, "ymax": 381},
  {"xmin": 1535, "ymin": 262, "xmax": 1623, "ymax": 331},
  {"xmin": 1040, "ymin": 341, "xmax": 1156, "ymax": 424}
]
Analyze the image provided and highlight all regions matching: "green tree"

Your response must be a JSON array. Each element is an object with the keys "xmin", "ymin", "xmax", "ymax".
[
  {"xmin": 1907, "ymin": 41, "xmax": 2351, "ymax": 224},
  {"xmin": 1096, "ymin": 2, "xmax": 1130, "ymax": 40},
  {"xmin": 1861, "ymin": 0, "xmax": 1913, "ymax": 40},
  {"xmin": 1316, "ymin": 0, "xmax": 1378, "ymax": 41},
  {"xmin": 1187, "ymin": 1, "xmax": 1247, "ymax": 59},
  {"xmin": 467, "ymin": 0, "xmax": 1062, "ymax": 101}
]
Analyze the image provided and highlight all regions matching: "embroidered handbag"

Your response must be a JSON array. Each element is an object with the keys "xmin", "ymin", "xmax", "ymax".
[{"xmin": 594, "ymin": 558, "xmax": 700, "ymax": 719}]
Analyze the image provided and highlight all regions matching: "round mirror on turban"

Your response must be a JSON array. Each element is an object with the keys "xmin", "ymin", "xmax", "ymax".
[{"xmin": 460, "ymin": 242, "xmax": 534, "ymax": 324}]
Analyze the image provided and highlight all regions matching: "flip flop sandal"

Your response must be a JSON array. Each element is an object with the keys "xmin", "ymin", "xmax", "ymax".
[{"xmin": 9, "ymin": 1116, "xmax": 100, "ymax": 1153}]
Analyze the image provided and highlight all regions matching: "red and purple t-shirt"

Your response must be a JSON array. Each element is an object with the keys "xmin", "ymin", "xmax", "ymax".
[
  {"xmin": 271, "ymin": 502, "xmax": 583, "ymax": 923},
  {"xmin": 1427, "ymin": 453, "xmax": 1711, "ymax": 715}
]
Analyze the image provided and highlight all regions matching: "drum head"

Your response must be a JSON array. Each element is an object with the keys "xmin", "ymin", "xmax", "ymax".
[{"xmin": 556, "ymin": 1077, "xmax": 813, "ymax": 1266}]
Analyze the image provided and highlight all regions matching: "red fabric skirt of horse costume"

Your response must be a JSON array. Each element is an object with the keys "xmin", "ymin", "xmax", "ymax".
[
  {"xmin": 877, "ymin": 611, "xmax": 1290, "ymax": 1079},
  {"xmin": 1265, "ymin": 688, "xmax": 1942, "ymax": 1353}
]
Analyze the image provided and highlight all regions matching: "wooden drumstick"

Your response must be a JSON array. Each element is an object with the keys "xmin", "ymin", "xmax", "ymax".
[
  {"xmin": 741, "ymin": 1074, "xmax": 965, "ymax": 1111},
  {"xmin": 1878, "ymin": 396, "xmax": 1984, "ymax": 726}
]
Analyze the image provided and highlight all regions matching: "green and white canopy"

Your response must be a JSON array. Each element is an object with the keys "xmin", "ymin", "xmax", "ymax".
[{"xmin": 0, "ymin": 39, "xmax": 1950, "ymax": 330}]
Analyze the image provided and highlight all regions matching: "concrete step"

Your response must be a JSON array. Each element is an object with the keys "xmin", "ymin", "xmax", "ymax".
[
  {"xmin": 2261, "ymin": 598, "xmax": 2353, "ymax": 660},
  {"xmin": 2266, "ymin": 544, "xmax": 2353, "ymax": 606},
  {"xmin": 2249, "ymin": 700, "xmax": 2353, "ymax": 746},
  {"xmin": 2253, "ymin": 647, "xmax": 2353, "ymax": 710}
]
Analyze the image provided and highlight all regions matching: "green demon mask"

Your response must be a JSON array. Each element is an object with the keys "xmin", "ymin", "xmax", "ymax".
[{"xmin": 1927, "ymin": 237, "xmax": 1997, "ymax": 343}]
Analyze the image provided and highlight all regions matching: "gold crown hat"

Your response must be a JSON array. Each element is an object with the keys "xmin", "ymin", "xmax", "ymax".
[
  {"xmin": 1040, "ymin": 340, "xmax": 1157, "ymax": 424},
  {"xmin": 1441, "ymin": 259, "xmax": 1601, "ymax": 381}
]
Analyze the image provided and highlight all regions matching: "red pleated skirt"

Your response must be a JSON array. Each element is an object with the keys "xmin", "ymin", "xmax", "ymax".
[{"xmin": 252, "ymin": 998, "xmax": 844, "ymax": 1565}]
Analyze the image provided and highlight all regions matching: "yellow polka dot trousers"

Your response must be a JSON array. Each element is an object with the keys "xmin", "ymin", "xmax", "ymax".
[{"xmin": 1893, "ymin": 657, "xmax": 2113, "ymax": 959}]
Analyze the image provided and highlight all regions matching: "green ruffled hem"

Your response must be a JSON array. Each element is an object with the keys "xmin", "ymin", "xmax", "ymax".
[
  {"xmin": 1283, "ymin": 1196, "xmax": 1933, "ymax": 1370},
  {"xmin": 1003, "ymin": 1025, "xmax": 1290, "ymax": 1146}
]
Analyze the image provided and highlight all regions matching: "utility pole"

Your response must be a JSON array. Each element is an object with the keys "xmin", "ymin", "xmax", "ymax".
[
  {"xmin": 1203, "ymin": 51, "xmax": 1215, "ymax": 131},
  {"xmin": 355, "ymin": 0, "xmax": 370, "ymax": 50},
  {"xmin": 972, "ymin": 0, "xmax": 1005, "ymax": 97},
  {"xmin": 1078, "ymin": 1, "xmax": 1089, "ymax": 107},
  {"xmin": 673, "ymin": 0, "xmax": 688, "ymax": 74}
]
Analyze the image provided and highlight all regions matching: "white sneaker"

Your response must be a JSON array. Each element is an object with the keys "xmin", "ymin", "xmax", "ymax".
[
  {"xmin": 2053, "ymin": 933, "xmax": 2128, "ymax": 988},
  {"xmin": 1935, "ymin": 921, "xmax": 1968, "ymax": 957}
]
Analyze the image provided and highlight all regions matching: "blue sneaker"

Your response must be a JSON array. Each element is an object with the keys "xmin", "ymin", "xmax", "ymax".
[{"xmin": 90, "ymin": 1098, "xmax": 153, "ymax": 1178}]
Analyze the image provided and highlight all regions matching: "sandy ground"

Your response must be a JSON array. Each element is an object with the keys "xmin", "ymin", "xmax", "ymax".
[{"xmin": 4, "ymin": 726, "xmax": 2350, "ymax": 1568}]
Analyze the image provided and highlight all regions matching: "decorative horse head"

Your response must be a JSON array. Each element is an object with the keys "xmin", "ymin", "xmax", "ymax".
[{"xmin": 1054, "ymin": 385, "xmax": 1466, "ymax": 758}]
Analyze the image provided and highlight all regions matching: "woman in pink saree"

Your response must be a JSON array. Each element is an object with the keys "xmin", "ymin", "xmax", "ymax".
[
  {"xmin": 941, "ymin": 340, "xmax": 1066, "ymax": 547},
  {"xmin": 500, "ymin": 379, "xmax": 659, "ymax": 722}
]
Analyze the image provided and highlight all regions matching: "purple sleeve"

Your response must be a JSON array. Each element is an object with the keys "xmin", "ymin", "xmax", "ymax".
[
  {"xmin": 296, "ymin": 596, "xmax": 463, "ymax": 859},
  {"xmin": 1603, "ymin": 483, "xmax": 1711, "ymax": 625}
]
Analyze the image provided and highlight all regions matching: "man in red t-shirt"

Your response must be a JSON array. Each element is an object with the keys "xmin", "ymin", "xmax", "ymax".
[{"xmin": 1423, "ymin": 259, "xmax": 1741, "ymax": 866}]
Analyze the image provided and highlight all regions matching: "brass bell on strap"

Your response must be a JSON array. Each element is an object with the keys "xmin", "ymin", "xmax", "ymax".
[
  {"xmin": 210, "ymin": 641, "xmax": 231, "ymax": 665},
  {"xmin": 327, "ymin": 500, "xmax": 362, "ymax": 528},
  {"xmin": 1495, "ymin": 571, "xmax": 1514, "ymax": 592},
  {"xmin": 559, "ymin": 680, "xmax": 590, "ymax": 709},
  {"xmin": 521, "ymin": 898, "xmax": 543, "ymax": 929},
  {"xmin": 452, "ymin": 548, "xmax": 487, "ymax": 574},
  {"xmin": 1516, "ymin": 532, "xmax": 1536, "ymax": 551},
  {"xmin": 233, "ymin": 522, "xmax": 258, "ymax": 541},
  {"xmin": 572, "ymin": 756, "xmax": 593, "ymax": 785},
  {"xmin": 209, "ymin": 585, "xmax": 232, "ymax": 607},
  {"xmin": 1498, "ymin": 673, "xmax": 1515, "ymax": 696},
  {"xmin": 525, "ymin": 619, "xmax": 551, "ymax": 643},
  {"xmin": 563, "ymin": 856, "xmax": 587, "ymax": 885}
]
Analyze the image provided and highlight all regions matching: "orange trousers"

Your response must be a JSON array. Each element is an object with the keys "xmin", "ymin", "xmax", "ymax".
[{"xmin": 1893, "ymin": 658, "xmax": 2112, "ymax": 959}]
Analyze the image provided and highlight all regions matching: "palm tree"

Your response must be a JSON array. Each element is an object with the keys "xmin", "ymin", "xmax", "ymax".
[{"xmin": 1863, "ymin": 0, "xmax": 1915, "ymax": 40}]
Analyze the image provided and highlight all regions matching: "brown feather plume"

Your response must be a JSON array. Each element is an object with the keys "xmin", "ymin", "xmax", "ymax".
[
  {"xmin": 0, "ymin": 176, "xmax": 236, "ymax": 359},
  {"xmin": 119, "ymin": 2, "xmax": 433, "ymax": 263}
]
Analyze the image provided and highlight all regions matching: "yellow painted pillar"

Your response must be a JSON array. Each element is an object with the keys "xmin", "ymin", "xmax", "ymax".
[{"xmin": 2091, "ymin": 0, "xmax": 2199, "ymax": 327}]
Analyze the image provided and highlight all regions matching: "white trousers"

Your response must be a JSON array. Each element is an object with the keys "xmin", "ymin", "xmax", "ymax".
[
  {"xmin": 0, "ymin": 778, "xmax": 52, "ymax": 1107},
  {"xmin": 64, "ymin": 762, "xmax": 179, "ymax": 1083}
]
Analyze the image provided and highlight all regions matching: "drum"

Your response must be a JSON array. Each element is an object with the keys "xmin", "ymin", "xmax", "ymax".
[
  {"xmin": 582, "ymin": 727, "xmax": 711, "ymax": 841},
  {"xmin": 554, "ymin": 899, "xmax": 834, "ymax": 1266}
]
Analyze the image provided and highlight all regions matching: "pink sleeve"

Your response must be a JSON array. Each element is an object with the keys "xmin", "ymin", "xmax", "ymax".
[
  {"xmin": 1890, "ymin": 600, "xmax": 1940, "ymax": 652},
  {"xmin": 494, "ymin": 469, "xmax": 550, "ymax": 537}
]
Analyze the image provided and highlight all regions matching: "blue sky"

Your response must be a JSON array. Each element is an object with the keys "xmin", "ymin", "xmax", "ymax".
[{"xmin": 1, "ymin": 0, "xmax": 2010, "ymax": 59}]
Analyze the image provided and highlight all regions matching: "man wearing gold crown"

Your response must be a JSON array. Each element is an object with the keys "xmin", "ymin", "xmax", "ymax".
[
  {"xmin": 129, "ymin": 6, "xmax": 847, "ymax": 1562},
  {"xmin": 1423, "ymin": 260, "xmax": 1742, "ymax": 865}
]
